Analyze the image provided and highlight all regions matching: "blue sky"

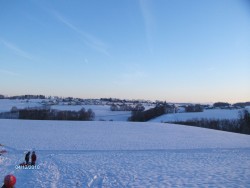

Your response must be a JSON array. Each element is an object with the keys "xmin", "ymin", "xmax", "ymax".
[{"xmin": 0, "ymin": 0, "xmax": 249, "ymax": 103}]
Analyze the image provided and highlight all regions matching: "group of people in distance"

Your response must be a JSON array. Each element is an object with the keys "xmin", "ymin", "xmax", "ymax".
[{"xmin": 25, "ymin": 151, "xmax": 37, "ymax": 165}]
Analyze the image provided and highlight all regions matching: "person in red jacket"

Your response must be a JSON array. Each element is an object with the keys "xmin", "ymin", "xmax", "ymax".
[
  {"xmin": 1, "ymin": 174, "xmax": 16, "ymax": 188},
  {"xmin": 31, "ymin": 151, "xmax": 37, "ymax": 165}
]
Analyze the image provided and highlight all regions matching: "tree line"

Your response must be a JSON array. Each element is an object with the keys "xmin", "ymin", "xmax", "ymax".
[
  {"xmin": 171, "ymin": 110, "xmax": 250, "ymax": 135},
  {"xmin": 19, "ymin": 108, "xmax": 95, "ymax": 121},
  {"xmin": 185, "ymin": 104, "xmax": 204, "ymax": 112},
  {"xmin": 129, "ymin": 105, "xmax": 166, "ymax": 122},
  {"xmin": 110, "ymin": 103, "xmax": 145, "ymax": 111}
]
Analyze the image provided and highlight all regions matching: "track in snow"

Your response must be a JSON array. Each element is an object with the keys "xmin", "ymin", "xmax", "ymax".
[{"xmin": 1, "ymin": 148, "xmax": 250, "ymax": 187}]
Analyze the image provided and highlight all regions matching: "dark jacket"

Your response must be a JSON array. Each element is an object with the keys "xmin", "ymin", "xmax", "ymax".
[
  {"xmin": 31, "ymin": 152, "xmax": 37, "ymax": 164},
  {"xmin": 25, "ymin": 152, "xmax": 30, "ymax": 163}
]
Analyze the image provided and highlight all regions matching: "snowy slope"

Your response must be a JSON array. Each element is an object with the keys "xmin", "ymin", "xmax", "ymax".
[
  {"xmin": 0, "ymin": 119, "xmax": 250, "ymax": 150},
  {"xmin": 0, "ymin": 100, "xmax": 132, "ymax": 121},
  {"xmin": 0, "ymin": 99, "xmax": 43, "ymax": 113},
  {"xmin": 1, "ymin": 120, "xmax": 250, "ymax": 187},
  {"xmin": 2, "ymin": 100, "xmax": 249, "ymax": 123},
  {"xmin": 51, "ymin": 105, "xmax": 131, "ymax": 121},
  {"xmin": 150, "ymin": 109, "xmax": 243, "ymax": 122}
]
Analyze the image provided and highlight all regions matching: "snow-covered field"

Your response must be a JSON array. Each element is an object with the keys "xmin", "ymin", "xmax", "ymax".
[
  {"xmin": 1, "ymin": 99, "xmax": 249, "ymax": 123},
  {"xmin": 51, "ymin": 105, "xmax": 131, "ymax": 121},
  {"xmin": 0, "ymin": 99, "xmax": 132, "ymax": 121},
  {"xmin": 0, "ymin": 99, "xmax": 43, "ymax": 113},
  {"xmin": 1, "ymin": 119, "xmax": 250, "ymax": 187},
  {"xmin": 150, "ymin": 109, "xmax": 244, "ymax": 123}
]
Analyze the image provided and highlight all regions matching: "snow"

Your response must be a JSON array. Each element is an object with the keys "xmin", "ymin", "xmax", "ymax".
[
  {"xmin": 150, "ymin": 109, "xmax": 243, "ymax": 122},
  {"xmin": 1, "ymin": 119, "xmax": 250, "ymax": 187},
  {"xmin": 0, "ymin": 99, "xmax": 43, "ymax": 112},
  {"xmin": 246, "ymin": 106, "xmax": 250, "ymax": 111},
  {"xmin": 51, "ymin": 105, "xmax": 131, "ymax": 121},
  {"xmin": 0, "ymin": 100, "xmax": 132, "ymax": 121},
  {"xmin": 2, "ymin": 99, "xmax": 249, "ymax": 123}
]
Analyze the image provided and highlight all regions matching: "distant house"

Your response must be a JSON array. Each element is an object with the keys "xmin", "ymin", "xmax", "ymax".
[
  {"xmin": 177, "ymin": 106, "xmax": 186, "ymax": 113},
  {"xmin": 164, "ymin": 104, "xmax": 176, "ymax": 114},
  {"xmin": 11, "ymin": 106, "xmax": 19, "ymax": 113}
]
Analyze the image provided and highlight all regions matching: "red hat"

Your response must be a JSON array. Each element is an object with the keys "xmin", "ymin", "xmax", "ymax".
[{"xmin": 4, "ymin": 174, "xmax": 16, "ymax": 188}]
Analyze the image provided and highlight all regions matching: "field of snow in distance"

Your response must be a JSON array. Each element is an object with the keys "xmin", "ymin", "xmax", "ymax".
[
  {"xmin": 51, "ymin": 105, "xmax": 131, "ymax": 121},
  {"xmin": 1, "ymin": 119, "xmax": 250, "ymax": 187},
  {"xmin": 150, "ymin": 109, "xmax": 245, "ymax": 123},
  {"xmin": 0, "ymin": 99, "xmax": 133, "ymax": 121},
  {"xmin": 0, "ymin": 99, "xmax": 43, "ymax": 113},
  {"xmin": 2, "ymin": 99, "xmax": 249, "ymax": 123}
]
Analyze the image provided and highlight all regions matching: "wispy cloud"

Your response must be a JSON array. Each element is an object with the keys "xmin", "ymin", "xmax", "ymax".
[
  {"xmin": 139, "ymin": 0, "xmax": 154, "ymax": 54},
  {"xmin": 0, "ymin": 39, "xmax": 34, "ymax": 60},
  {"xmin": 52, "ymin": 11, "xmax": 110, "ymax": 57},
  {"xmin": 0, "ymin": 69, "xmax": 20, "ymax": 76}
]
